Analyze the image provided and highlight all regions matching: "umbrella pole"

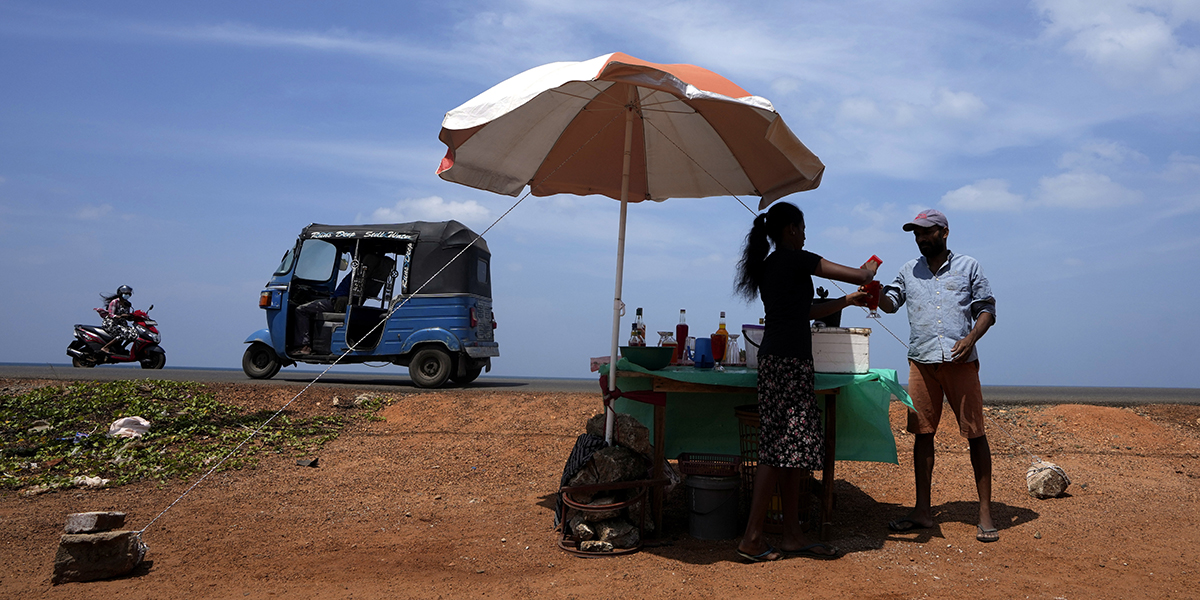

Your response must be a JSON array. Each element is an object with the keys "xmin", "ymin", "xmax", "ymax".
[{"xmin": 606, "ymin": 86, "xmax": 638, "ymax": 445}]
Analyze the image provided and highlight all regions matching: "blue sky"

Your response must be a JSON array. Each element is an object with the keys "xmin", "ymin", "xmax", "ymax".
[{"xmin": 2, "ymin": 1, "xmax": 1198, "ymax": 388}]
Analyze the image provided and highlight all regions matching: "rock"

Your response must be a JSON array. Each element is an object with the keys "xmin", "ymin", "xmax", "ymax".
[
  {"xmin": 28, "ymin": 419, "xmax": 52, "ymax": 433},
  {"xmin": 1027, "ymin": 460, "xmax": 1071, "ymax": 498},
  {"xmin": 64, "ymin": 512, "xmax": 126, "ymax": 534},
  {"xmin": 586, "ymin": 413, "xmax": 653, "ymax": 458},
  {"xmin": 578, "ymin": 540, "xmax": 613, "ymax": 553},
  {"xmin": 296, "ymin": 458, "xmax": 319, "ymax": 468},
  {"xmin": 567, "ymin": 514, "xmax": 595, "ymax": 540},
  {"xmin": 596, "ymin": 519, "xmax": 640, "ymax": 549},
  {"xmin": 52, "ymin": 530, "xmax": 147, "ymax": 584},
  {"xmin": 579, "ymin": 495, "xmax": 622, "ymax": 522},
  {"xmin": 566, "ymin": 446, "xmax": 648, "ymax": 497}
]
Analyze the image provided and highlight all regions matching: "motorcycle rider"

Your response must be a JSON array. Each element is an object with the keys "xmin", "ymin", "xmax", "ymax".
[{"xmin": 99, "ymin": 285, "xmax": 137, "ymax": 355}]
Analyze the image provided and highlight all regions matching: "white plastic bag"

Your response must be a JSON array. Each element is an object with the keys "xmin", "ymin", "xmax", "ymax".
[{"xmin": 108, "ymin": 416, "xmax": 151, "ymax": 438}]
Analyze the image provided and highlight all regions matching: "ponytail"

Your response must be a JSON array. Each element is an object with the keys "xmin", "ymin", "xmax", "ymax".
[{"xmin": 734, "ymin": 202, "xmax": 804, "ymax": 302}]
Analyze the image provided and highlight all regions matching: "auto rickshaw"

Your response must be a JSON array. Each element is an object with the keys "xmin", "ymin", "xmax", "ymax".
[{"xmin": 242, "ymin": 220, "xmax": 498, "ymax": 387}]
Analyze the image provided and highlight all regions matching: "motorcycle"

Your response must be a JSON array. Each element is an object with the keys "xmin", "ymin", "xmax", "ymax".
[{"xmin": 67, "ymin": 305, "xmax": 166, "ymax": 369}]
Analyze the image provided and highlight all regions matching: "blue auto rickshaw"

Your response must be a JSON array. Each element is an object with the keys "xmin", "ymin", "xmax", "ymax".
[{"xmin": 242, "ymin": 220, "xmax": 498, "ymax": 387}]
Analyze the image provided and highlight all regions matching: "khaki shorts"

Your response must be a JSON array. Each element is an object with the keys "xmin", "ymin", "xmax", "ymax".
[{"xmin": 906, "ymin": 360, "xmax": 985, "ymax": 439}]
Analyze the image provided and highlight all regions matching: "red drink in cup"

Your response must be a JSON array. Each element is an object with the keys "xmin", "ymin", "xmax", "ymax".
[
  {"xmin": 710, "ymin": 333, "xmax": 726, "ymax": 363},
  {"xmin": 864, "ymin": 280, "xmax": 881, "ymax": 318}
]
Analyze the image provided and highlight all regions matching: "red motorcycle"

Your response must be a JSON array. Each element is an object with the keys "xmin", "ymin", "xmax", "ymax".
[{"xmin": 67, "ymin": 305, "xmax": 166, "ymax": 369}]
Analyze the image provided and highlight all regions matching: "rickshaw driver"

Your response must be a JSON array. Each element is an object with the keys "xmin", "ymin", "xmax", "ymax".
[
  {"xmin": 290, "ymin": 252, "xmax": 355, "ymax": 356},
  {"xmin": 291, "ymin": 252, "xmax": 387, "ymax": 355}
]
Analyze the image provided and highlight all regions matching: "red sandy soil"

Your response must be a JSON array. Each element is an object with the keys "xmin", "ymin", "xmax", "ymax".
[{"xmin": 2, "ymin": 379, "xmax": 1199, "ymax": 599}]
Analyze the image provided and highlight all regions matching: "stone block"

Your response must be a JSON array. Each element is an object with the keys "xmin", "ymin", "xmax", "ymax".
[
  {"xmin": 53, "ymin": 530, "xmax": 147, "ymax": 584},
  {"xmin": 1027, "ymin": 460, "xmax": 1071, "ymax": 499},
  {"xmin": 586, "ymin": 413, "xmax": 653, "ymax": 458},
  {"xmin": 64, "ymin": 512, "xmax": 126, "ymax": 534}
]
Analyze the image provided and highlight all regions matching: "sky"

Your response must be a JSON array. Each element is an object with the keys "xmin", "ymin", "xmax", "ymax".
[{"xmin": 1, "ymin": 0, "xmax": 1198, "ymax": 388}]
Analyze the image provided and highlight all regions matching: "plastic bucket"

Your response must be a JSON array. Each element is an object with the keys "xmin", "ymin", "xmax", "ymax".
[
  {"xmin": 742, "ymin": 324, "xmax": 764, "ymax": 369},
  {"xmin": 685, "ymin": 475, "xmax": 741, "ymax": 540}
]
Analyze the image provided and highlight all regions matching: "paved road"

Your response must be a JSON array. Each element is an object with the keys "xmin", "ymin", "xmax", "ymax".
[{"xmin": 2, "ymin": 364, "xmax": 1197, "ymax": 404}]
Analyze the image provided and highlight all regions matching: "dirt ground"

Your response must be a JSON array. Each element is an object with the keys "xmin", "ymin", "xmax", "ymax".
[{"xmin": 2, "ymin": 378, "xmax": 1199, "ymax": 599}]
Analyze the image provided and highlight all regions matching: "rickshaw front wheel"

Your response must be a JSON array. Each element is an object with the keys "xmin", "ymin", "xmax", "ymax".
[
  {"xmin": 242, "ymin": 343, "xmax": 281, "ymax": 379},
  {"xmin": 410, "ymin": 347, "xmax": 452, "ymax": 388}
]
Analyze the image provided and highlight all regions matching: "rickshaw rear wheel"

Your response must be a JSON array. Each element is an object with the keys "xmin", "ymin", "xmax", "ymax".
[
  {"xmin": 410, "ymin": 347, "xmax": 452, "ymax": 388},
  {"xmin": 242, "ymin": 343, "xmax": 281, "ymax": 379},
  {"xmin": 451, "ymin": 365, "xmax": 483, "ymax": 385}
]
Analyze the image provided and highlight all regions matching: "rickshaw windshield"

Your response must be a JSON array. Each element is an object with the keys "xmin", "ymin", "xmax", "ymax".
[
  {"xmin": 273, "ymin": 248, "xmax": 295, "ymax": 276},
  {"xmin": 294, "ymin": 239, "xmax": 338, "ymax": 282}
]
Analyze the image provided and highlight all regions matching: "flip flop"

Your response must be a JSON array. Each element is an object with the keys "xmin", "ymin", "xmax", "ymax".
[
  {"xmin": 887, "ymin": 518, "xmax": 932, "ymax": 532},
  {"xmin": 736, "ymin": 545, "xmax": 781, "ymax": 563},
  {"xmin": 976, "ymin": 526, "xmax": 999, "ymax": 543},
  {"xmin": 782, "ymin": 542, "xmax": 842, "ymax": 560}
]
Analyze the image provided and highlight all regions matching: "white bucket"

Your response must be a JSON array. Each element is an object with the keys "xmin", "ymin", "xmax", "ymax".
[{"xmin": 742, "ymin": 324, "xmax": 764, "ymax": 369}]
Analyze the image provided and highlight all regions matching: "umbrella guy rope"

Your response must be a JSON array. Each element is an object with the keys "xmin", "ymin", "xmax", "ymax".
[{"xmin": 135, "ymin": 112, "xmax": 629, "ymax": 539}]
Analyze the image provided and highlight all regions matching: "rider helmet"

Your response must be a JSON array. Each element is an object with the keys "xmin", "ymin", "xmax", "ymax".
[{"xmin": 117, "ymin": 285, "xmax": 133, "ymax": 300}]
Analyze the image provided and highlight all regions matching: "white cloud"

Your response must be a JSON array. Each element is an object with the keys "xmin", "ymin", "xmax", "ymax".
[
  {"xmin": 73, "ymin": 204, "xmax": 113, "ymax": 220},
  {"xmin": 1033, "ymin": 170, "xmax": 1143, "ymax": 208},
  {"xmin": 369, "ymin": 196, "xmax": 492, "ymax": 228},
  {"xmin": 1162, "ymin": 152, "xmax": 1200, "ymax": 181},
  {"xmin": 932, "ymin": 88, "xmax": 987, "ymax": 119},
  {"xmin": 1058, "ymin": 140, "xmax": 1148, "ymax": 170},
  {"xmin": 941, "ymin": 179, "xmax": 1026, "ymax": 212},
  {"xmin": 1034, "ymin": 0, "xmax": 1200, "ymax": 90}
]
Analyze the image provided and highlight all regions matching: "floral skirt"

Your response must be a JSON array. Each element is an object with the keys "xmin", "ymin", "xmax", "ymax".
[{"xmin": 756, "ymin": 354, "xmax": 823, "ymax": 470}]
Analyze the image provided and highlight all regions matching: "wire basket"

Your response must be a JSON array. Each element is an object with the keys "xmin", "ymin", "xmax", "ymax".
[
  {"xmin": 735, "ymin": 404, "xmax": 784, "ymax": 532},
  {"xmin": 677, "ymin": 453, "xmax": 741, "ymax": 478}
]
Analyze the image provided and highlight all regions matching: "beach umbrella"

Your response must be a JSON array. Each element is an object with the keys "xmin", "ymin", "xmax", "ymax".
[{"xmin": 437, "ymin": 52, "xmax": 824, "ymax": 442}]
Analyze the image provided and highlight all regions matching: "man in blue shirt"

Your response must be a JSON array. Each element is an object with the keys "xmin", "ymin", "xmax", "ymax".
[{"xmin": 879, "ymin": 209, "xmax": 999, "ymax": 543}]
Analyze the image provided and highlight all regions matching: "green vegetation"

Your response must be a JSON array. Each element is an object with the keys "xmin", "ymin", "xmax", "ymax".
[{"xmin": 1, "ymin": 380, "xmax": 362, "ymax": 492}]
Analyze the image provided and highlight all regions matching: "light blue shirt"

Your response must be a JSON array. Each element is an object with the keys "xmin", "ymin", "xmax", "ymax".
[{"xmin": 882, "ymin": 251, "xmax": 995, "ymax": 364}]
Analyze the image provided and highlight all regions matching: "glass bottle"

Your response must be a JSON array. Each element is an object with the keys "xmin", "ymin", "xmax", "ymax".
[
  {"xmin": 673, "ymin": 309, "xmax": 688, "ymax": 364},
  {"xmin": 629, "ymin": 321, "xmax": 643, "ymax": 346},
  {"xmin": 634, "ymin": 307, "xmax": 646, "ymax": 345}
]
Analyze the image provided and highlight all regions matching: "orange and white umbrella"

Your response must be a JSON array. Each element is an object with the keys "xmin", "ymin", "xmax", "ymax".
[{"xmin": 437, "ymin": 52, "xmax": 824, "ymax": 441}]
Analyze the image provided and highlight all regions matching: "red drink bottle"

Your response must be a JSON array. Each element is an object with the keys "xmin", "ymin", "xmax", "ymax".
[{"xmin": 673, "ymin": 309, "xmax": 688, "ymax": 364}]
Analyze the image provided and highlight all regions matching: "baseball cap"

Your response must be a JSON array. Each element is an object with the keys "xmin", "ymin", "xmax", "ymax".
[{"xmin": 902, "ymin": 209, "xmax": 948, "ymax": 231}]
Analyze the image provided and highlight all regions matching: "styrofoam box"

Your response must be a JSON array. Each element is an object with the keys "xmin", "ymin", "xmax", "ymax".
[{"xmin": 811, "ymin": 327, "xmax": 870, "ymax": 373}]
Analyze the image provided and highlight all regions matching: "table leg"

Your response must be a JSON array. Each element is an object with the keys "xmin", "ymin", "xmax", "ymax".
[
  {"xmin": 820, "ymin": 392, "xmax": 836, "ymax": 541},
  {"xmin": 652, "ymin": 403, "xmax": 665, "ymax": 534}
]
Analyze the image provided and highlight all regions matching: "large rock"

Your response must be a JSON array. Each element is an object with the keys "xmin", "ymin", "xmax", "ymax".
[
  {"xmin": 53, "ymin": 530, "xmax": 147, "ymax": 584},
  {"xmin": 586, "ymin": 413, "xmax": 653, "ymax": 458},
  {"xmin": 596, "ymin": 519, "xmax": 640, "ymax": 549},
  {"xmin": 565, "ymin": 446, "xmax": 649, "ymax": 502},
  {"xmin": 1027, "ymin": 460, "xmax": 1071, "ymax": 499},
  {"xmin": 64, "ymin": 512, "xmax": 126, "ymax": 534}
]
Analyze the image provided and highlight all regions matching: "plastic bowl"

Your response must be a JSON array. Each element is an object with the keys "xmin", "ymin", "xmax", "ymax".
[{"xmin": 620, "ymin": 346, "xmax": 674, "ymax": 370}]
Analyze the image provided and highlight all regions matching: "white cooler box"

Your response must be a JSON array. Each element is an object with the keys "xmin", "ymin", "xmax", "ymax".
[{"xmin": 811, "ymin": 326, "xmax": 870, "ymax": 374}]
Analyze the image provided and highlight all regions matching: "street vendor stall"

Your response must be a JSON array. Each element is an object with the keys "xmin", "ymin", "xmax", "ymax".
[{"xmin": 600, "ymin": 359, "xmax": 913, "ymax": 539}]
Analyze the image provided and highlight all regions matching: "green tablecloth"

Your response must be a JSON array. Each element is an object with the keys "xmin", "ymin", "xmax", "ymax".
[{"xmin": 602, "ymin": 360, "xmax": 914, "ymax": 464}]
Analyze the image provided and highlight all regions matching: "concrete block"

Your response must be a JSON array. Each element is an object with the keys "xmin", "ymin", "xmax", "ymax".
[
  {"xmin": 52, "ymin": 530, "xmax": 147, "ymax": 584},
  {"xmin": 64, "ymin": 512, "xmax": 127, "ymax": 534}
]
